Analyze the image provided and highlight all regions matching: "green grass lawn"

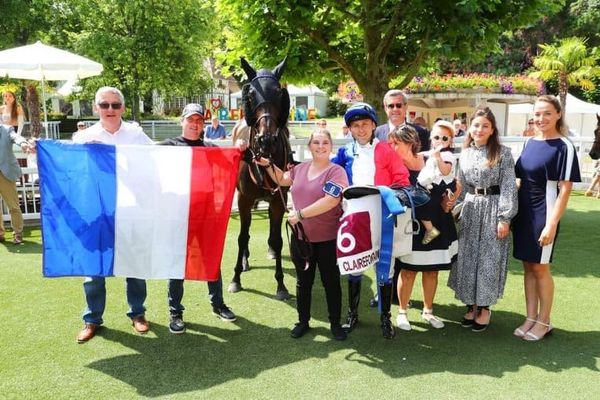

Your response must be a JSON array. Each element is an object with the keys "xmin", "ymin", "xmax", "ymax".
[{"xmin": 1, "ymin": 193, "xmax": 599, "ymax": 399}]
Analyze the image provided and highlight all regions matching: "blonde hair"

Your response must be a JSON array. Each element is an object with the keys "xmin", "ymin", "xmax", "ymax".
[
  {"xmin": 432, "ymin": 120, "xmax": 455, "ymax": 138},
  {"xmin": 308, "ymin": 128, "xmax": 332, "ymax": 145}
]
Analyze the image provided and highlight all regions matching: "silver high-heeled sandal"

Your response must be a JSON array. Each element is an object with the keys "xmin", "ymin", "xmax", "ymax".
[
  {"xmin": 523, "ymin": 320, "xmax": 554, "ymax": 341},
  {"xmin": 513, "ymin": 317, "xmax": 537, "ymax": 338}
]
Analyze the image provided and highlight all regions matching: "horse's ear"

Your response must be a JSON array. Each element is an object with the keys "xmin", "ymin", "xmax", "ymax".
[
  {"xmin": 279, "ymin": 87, "xmax": 290, "ymax": 127},
  {"xmin": 242, "ymin": 84, "xmax": 256, "ymax": 126},
  {"xmin": 272, "ymin": 56, "xmax": 288, "ymax": 80},
  {"xmin": 241, "ymin": 57, "xmax": 256, "ymax": 81}
]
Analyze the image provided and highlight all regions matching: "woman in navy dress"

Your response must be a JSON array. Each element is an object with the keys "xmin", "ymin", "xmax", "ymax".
[{"xmin": 512, "ymin": 95, "xmax": 581, "ymax": 341}]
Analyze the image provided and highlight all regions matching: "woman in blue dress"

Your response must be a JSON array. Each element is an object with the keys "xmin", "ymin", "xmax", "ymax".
[{"xmin": 512, "ymin": 95, "xmax": 581, "ymax": 341}]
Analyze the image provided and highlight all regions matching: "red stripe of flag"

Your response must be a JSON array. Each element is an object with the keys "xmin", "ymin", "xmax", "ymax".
[{"xmin": 185, "ymin": 147, "xmax": 241, "ymax": 280}]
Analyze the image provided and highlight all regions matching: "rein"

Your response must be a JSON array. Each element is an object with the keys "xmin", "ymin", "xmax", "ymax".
[{"xmin": 246, "ymin": 121, "xmax": 290, "ymax": 211}]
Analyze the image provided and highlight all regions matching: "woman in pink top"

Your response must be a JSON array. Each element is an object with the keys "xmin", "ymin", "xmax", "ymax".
[{"xmin": 260, "ymin": 129, "xmax": 349, "ymax": 340}]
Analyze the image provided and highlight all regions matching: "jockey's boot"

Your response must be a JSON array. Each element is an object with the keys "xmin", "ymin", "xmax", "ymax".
[
  {"xmin": 380, "ymin": 283, "xmax": 396, "ymax": 339},
  {"xmin": 342, "ymin": 279, "xmax": 361, "ymax": 332}
]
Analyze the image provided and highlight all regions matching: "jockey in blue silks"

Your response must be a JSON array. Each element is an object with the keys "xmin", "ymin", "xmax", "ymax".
[{"xmin": 333, "ymin": 102, "xmax": 410, "ymax": 339}]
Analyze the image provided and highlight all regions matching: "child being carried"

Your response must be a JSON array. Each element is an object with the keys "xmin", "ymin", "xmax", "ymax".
[{"xmin": 417, "ymin": 120, "xmax": 457, "ymax": 244}]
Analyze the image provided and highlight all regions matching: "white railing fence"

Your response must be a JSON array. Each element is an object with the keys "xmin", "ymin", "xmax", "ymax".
[
  {"xmin": 22, "ymin": 121, "xmax": 61, "ymax": 139},
  {"xmin": 2, "ymin": 136, "xmax": 597, "ymax": 224}
]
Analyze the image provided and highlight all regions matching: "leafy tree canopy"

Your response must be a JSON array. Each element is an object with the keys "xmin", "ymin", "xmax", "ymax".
[
  {"xmin": 1, "ymin": 0, "xmax": 216, "ymax": 121},
  {"xmin": 530, "ymin": 37, "xmax": 600, "ymax": 110},
  {"xmin": 216, "ymin": 0, "xmax": 562, "ymax": 115},
  {"xmin": 69, "ymin": 0, "xmax": 215, "ymax": 119}
]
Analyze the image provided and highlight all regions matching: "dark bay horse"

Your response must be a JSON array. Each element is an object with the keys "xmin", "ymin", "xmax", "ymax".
[{"xmin": 228, "ymin": 57, "xmax": 292, "ymax": 299}]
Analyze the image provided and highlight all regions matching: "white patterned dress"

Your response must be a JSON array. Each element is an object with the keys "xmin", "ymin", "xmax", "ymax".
[{"xmin": 448, "ymin": 144, "xmax": 518, "ymax": 306}]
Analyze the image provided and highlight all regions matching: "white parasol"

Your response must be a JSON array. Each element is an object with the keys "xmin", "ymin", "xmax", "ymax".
[{"xmin": 0, "ymin": 41, "xmax": 103, "ymax": 137}]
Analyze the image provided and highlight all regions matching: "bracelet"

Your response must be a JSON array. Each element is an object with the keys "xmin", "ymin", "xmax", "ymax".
[{"xmin": 297, "ymin": 209, "xmax": 304, "ymax": 221}]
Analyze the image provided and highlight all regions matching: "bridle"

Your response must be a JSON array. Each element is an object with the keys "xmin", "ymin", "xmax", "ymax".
[{"xmin": 246, "ymin": 107, "xmax": 289, "ymax": 209}]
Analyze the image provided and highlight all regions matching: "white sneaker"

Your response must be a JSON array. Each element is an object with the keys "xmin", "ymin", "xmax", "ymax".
[
  {"xmin": 422, "ymin": 310, "xmax": 445, "ymax": 329},
  {"xmin": 396, "ymin": 311, "xmax": 411, "ymax": 331}
]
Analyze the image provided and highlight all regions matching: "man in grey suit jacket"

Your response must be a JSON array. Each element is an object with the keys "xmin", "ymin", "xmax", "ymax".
[
  {"xmin": 0, "ymin": 124, "xmax": 33, "ymax": 244},
  {"xmin": 375, "ymin": 89, "xmax": 430, "ymax": 152}
]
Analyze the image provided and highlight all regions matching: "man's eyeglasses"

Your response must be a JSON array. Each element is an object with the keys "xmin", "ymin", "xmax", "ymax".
[
  {"xmin": 97, "ymin": 102, "xmax": 122, "ymax": 110},
  {"xmin": 386, "ymin": 103, "xmax": 404, "ymax": 110},
  {"xmin": 432, "ymin": 135, "xmax": 450, "ymax": 142}
]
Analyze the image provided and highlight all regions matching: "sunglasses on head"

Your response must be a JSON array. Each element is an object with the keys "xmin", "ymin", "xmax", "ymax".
[
  {"xmin": 386, "ymin": 103, "xmax": 404, "ymax": 110},
  {"xmin": 432, "ymin": 135, "xmax": 450, "ymax": 142},
  {"xmin": 97, "ymin": 102, "xmax": 122, "ymax": 110}
]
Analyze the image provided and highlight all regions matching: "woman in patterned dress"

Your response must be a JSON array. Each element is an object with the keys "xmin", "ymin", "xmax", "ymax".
[
  {"xmin": 512, "ymin": 96, "xmax": 580, "ymax": 341},
  {"xmin": 448, "ymin": 107, "xmax": 518, "ymax": 332}
]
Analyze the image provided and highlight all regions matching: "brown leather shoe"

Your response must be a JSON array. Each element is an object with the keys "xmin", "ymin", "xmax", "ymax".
[
  {"xmin": 77, "ymin": 323, "xmax": 99, "ymax": 343},
  {"xmin": 132, "ymin": 316, "xmax": 149, "ymax": 334}
]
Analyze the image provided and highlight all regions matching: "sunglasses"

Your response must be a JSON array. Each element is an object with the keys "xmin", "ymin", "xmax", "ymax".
[
  {"xmin": 528, "ymin": 122, "xmax": 534, "ymax": 125},
  {"xmin": 386, "ymin": 103, "xmax": 404, "ymax": 110},
  {"xmin": 97, "ymin": 102, "xmax": 122, "ymax": 110},
  {"xmin": 432, "ymin": 135, "xmax": 450, "ymax": 142}
]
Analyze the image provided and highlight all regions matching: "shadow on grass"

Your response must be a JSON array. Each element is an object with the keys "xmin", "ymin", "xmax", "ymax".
[
  {"xmin": 344, "ymin": 304, "xmax": 600, "ymax": 379},
  {"xmin": 87, "ymin": 306, "xmax": 600, "ymax": 397},
  {"xmin": 88, "ymin": 317, "xmax": 333, "ymax": 397},
  {"xmin": 2, "ymin": 240, "xmax": 42, "ymax": 254}
]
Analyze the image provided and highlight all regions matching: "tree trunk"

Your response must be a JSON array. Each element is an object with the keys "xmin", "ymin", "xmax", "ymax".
[
  {"xmin": 360, "ymin": 81, "xmax": 389, "ymax": 124},
  {"xmin": 559, "ymin": 73, "xmax": 568, "ymax": 113},
  {"xmin": 25, "ymin": 83, "xmax": 41, "ymax": 138}
]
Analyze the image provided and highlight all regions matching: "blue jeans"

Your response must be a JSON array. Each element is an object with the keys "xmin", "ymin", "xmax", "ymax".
[
  {"xmin": 82, "ymin": 277, "xmax": 147, "ymax": 325},
  {"xmin": 168, "ymin": 276, "xmax": 224, "ymax": 316}
]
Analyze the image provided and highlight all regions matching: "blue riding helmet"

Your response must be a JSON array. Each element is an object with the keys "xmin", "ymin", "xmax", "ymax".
[{"xmin": 344, "ymin": 102, "xmax": 378, "ymax": 127}]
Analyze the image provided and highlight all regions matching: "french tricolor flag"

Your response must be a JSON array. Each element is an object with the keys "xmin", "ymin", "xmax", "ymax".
[{"xmin": 37, "ymin": 140, "xmax": 241, "ymax": 281}]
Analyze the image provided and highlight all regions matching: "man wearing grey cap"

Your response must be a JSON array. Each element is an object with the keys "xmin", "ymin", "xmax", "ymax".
[{"xmin": 158, "ymin": 103, "xmax": 246, "ymax": 334}]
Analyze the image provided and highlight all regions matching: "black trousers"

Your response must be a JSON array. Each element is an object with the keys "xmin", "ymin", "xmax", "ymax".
[{"xmin": 290, "ymin": 238, "xmax": 342, "ymax": 325}]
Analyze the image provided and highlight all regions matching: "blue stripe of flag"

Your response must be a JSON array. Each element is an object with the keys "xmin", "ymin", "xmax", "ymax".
[{"xmin": 38, "ymin": 140, "xmax": 117, "ymax": 277}]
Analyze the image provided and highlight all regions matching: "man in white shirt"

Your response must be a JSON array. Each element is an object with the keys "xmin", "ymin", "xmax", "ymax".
[{"xmin": 73, "ymin": 86, "xmax": 153, "ymax": 343}]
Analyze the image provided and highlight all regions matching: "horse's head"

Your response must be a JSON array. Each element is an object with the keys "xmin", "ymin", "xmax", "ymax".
[
  {"xmin": 589, "ymin": 113, "xmax": 600, "ymax": 160},
  {"xmin": 241, "ymin": 57, "xmax": 290, "ymax": 161}
]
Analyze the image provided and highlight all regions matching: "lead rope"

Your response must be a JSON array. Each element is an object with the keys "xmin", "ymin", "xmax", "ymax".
[{"xmin": 269, "ymin": 143, "xmax": 311, "ymax": 269}]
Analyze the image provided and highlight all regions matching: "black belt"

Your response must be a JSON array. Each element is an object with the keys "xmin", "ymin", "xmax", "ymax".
[{"xmin": 471, "ymin": 185, "xmax": 500, "ymax": 195}]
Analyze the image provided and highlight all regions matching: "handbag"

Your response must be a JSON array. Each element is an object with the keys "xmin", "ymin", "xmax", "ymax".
[
  {"xmin": 286, "ymin": 221, "xmax": 313, "ymax": 269},
  {"xmin": 440, "ymin": 188, "xmax": 455, "ymax": 213},
  {"xmin": 451, "ymin": 202, "xmax": 464, "ymax": 222}
]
